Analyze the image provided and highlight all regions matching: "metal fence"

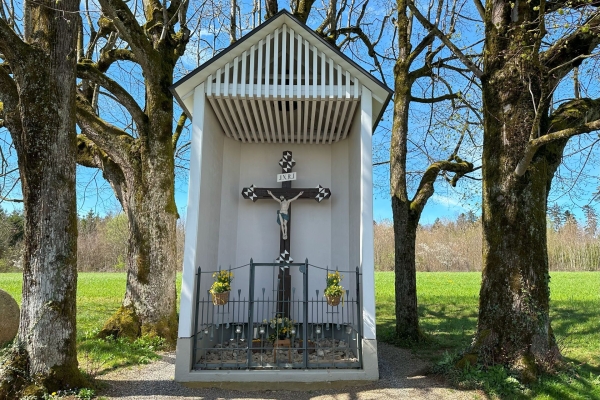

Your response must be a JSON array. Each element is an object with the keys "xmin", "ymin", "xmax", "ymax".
[{"xmin": 191, "ymin": 259, "xmax": 363, "ymax": 370}]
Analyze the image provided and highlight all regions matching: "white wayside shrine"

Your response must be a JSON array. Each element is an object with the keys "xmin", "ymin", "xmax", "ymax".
[{"xmin": 171, "ymin": 10, "xmax": 392, "ymax": 386}]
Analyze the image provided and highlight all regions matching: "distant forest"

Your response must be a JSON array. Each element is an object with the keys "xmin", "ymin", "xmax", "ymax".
[
  {"xmin": 1, "ymin": 205, "xmax": 597, "ymax": 273},
  {"xmin": 0, "ymin": 209, "xmax": 184, "ymax": 273},
  {"xmin": 373, "ymin": 205, "xmax": 599, "ymax": 272}
]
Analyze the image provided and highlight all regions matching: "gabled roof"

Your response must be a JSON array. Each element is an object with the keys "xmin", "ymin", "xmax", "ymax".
[{"xmin": 171, "ymin": 10, "xmax": 392, "ymax": 133}]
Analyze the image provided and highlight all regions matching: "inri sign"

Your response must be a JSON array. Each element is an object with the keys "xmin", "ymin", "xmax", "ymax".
[{"xmin": 277, "ymin": 172, "xmax": 297, "ymax": 182}]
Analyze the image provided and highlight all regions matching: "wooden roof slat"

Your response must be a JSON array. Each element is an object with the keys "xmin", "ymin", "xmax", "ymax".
[
  {"xmin": 328, "ymin": 100, "xmax": 342, "ymax": 144},
  {"xmin": 340, "ymin": 100, "xmax": 358, "ymax": 140},
  {"xmin": 334, "ymin": 99, "xmax": 350, "ymax": 142},
  {"xmin": 216, "ymin": 97, "xmax": 240, "ymax": 141}
]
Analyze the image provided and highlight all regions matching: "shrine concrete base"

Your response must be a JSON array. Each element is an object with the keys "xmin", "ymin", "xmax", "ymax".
[{"xmin": 174, "ymin": 337, "xmax": 379, "ymax": 389}]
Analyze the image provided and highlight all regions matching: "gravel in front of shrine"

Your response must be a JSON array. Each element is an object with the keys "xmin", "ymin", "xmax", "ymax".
[{"xmin": 98, "ymin": 341, "xmax": 482, "ymax": 399}]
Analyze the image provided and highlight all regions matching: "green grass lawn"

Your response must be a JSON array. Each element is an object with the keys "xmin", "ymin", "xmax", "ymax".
[
  {"xmin": 0, "ymin": 273, "xmax": 183, "ymax": 375},
  {"xmin": 376, "ymin": 271, "xmax": 600, "ymax": 399},
  {"xmin": 1, "ymin": 271, "xmax": 598, "ymax": 398}
]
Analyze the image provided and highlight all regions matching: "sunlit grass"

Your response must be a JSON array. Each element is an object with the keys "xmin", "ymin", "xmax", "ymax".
[
  {"xmin": 1, "ymin": 271, "xmax": 598, "ymax": 398},
  {"xmin": 0, "ymin": 272, "xmax": 183, "ymax": 374},
  {"xmin": 376, "ymin": 271, "xmax": 600, "ymax": 399}
]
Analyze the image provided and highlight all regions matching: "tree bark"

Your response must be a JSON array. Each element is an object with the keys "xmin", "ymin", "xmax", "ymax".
[
  {"xmin": 120, "ymin": 143, "xmax": 178, "ymax": 342},
  {"xmin": 389, "ymin": 0, "xmax": 474, "ymax": 342},
  {"xmin": 390, "ymin": 40, "xmax": 422, "ymax": 339},
  {"xmin": 0, "ymin": 0, "xmax": 85, "ymax": 396},
  {"xmin": 392, "ymin": 197, "xmax": 420, "ymax": 340},
  {"xmin": 75, "ymin": 4, "xmax": 185, "ymax": 343},
  {"xmin": 473, "ymin": 0, "xmax": 560, "ymax": 377},
  {"xmin": 265, "ymin": 0, "xmax": 279, "ymax": 19}
]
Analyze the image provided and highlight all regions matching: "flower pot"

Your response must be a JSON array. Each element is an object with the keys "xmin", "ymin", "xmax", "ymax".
[
  {"xmin": 326, "ymin": 294, "xmax": 341, "ymax": 306},
  {"xmin": 212, "ymin": 291, "xmax": 229, "ymax": 305}
]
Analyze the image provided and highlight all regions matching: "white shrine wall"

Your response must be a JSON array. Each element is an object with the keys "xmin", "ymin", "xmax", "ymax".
[
  {"xmin": 178, "ymin": 85, "xmax": 375, "ymax": 338},
  {"xmin": 176, "ymin": 85, "xmax": 380, "ymax": 384}
]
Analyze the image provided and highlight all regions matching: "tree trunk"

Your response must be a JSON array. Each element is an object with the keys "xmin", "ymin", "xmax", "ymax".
[
  {"xmin": 474, "ymin": 11, "xmax": 560, "ymax": 377},
  {"xmin": 122, "ymin": 171, "xmax": 178, "ymax": 342},
  {"xmin": 96, "ymin": 66, "xmax": 179, "ymax": 345},
  {"xmin": 0, "ymin": 0, "xmax": 85, "ymax": 396},
  {"xmin": 392, "ymin": 197, "xmax": 421, "ymax": 340},
  {"xmin": 390, "ymin": 64, "xmax": 422, "ymax": 340},
  {"xmin": 389, "ymin": 3, "xmax": 430, "ymax": 342}
]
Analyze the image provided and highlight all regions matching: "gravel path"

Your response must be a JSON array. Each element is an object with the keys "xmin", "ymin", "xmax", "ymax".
[{"xmin": 97, "ymin": 342, "xmax": 485, "ymax": 400}]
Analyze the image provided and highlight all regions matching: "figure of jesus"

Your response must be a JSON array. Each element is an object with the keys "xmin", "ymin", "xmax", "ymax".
[{"xmin": 267, "ymin": 190, "xmax": 304, "ymax": 240}]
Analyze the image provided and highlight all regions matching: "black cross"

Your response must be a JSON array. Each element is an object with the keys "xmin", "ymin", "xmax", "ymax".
[{"xmin": 241, "ymin": 151, "xmax": 331, "ymax": 317}]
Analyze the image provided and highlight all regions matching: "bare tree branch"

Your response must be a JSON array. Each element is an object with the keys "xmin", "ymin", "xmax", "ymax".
[
  {"xmin": 541, "ymin": 11, "xmax": 600, "ymax": 82},
  {"xmin": 410, "ymin": 93, "xmax": 459, "ymax": 103},
  {"xmin": 172, "ymin": 112, "xmax": 187, "ymax": 148},
  {"xmin": 0, "ymin": 16, "xmax": 28, "ymax": 62},
  {"xmin": 408, "ymin": 1, "xmax": 483, "ymax": 78},
  {"xmin": 76, "ymin": 93, "xmax": 135, "ymax": 170},
  {"xmin": 96, "ymin": 49, "xmax": 138, "ymax": 72},
  {"xmin": 515, "ymin": 98, "xmax": 600, "ymax": 176},
  {"xmin": 97, "ymin": 0, "xmax": 156, "ymax": 73},
  {"xmin": 411, "ymin": 156, "xmax": 474, "ymax": 214},
  {"xmin": 77, "ymin": 62, "xmax": 147, "ymax": 130}
]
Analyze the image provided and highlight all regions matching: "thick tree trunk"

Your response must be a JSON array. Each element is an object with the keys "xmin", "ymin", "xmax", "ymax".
[
  {"xmin": 390, "ymin": 31, "xmax": 423, "ymax": 340},
  {"xmin": 98, "ymin": 161, "xmax": 178, "ymax": 345},
  {"xmin": 392, "ymin": 197, "xmax": 420, "ymax": 340},
  {"xmin": 98, "ymin": 68, "xmax": 178, "ymax": 345},
  {"xmin": 122, "ymin": 174, "xmax": 178, "ymax": 342},
  {"xmin": 473, "ymin": 9, "xmax": 560, "ymax": 377},
  {"xmin": 0, "ymin": 0, "xmax": 85, "ymax": 396}
]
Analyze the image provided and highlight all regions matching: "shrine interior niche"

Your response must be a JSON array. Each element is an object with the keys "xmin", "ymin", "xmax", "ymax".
[{"xmin": 170, "ymin": 10, "xmax": 392, "ymax": 385}]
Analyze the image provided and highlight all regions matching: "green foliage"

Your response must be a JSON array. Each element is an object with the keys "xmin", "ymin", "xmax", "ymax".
[
  {"xmin": 435, "ymin": 356, "xmax": 524, "ymax": 398},
  {"xmin": 210, "ymin": 270, "xmax": 233, "ymax": 294},
  {"xmin": 1, "ymin": 271, "xmax": 597, "ymax": 398},
  {"xmin": 78, "ymin": 331, "xmax": 163, "ymax": 375},
  {"xmin": 77, "ymin": 388, "xmax": 95, "ymax": 399},
  {"xmin": 98, "ymin": 305, "xmax": 140, "ymax": 340},
  {"xmin": 264, "ymin": 315, "xmax": 295, "ymax": 343},
  {"xmin": 324, "ymin": 271, "xmax": 344, "ymax": 297},
  {"xmin": 41, "ymin": 387, "xmax": 95, "ymax": 399},
  {"xmin": 0, "ymin": 273, "xmax": 176, "ymax": 377}
]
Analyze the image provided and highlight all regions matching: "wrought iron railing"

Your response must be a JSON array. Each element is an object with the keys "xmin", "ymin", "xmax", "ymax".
[{"xmin": 191, "ymin": 259, "xmax": 363, "ymax": 370}]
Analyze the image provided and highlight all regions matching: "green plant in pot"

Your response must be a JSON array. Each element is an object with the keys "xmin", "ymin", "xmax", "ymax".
[
  {"xmin": 324, "ymin": 271, "xmax": 344, "ymax": 306},
  {"xmin": 210, "ymin": 270, "xmax": 233, "ymax": 305}
]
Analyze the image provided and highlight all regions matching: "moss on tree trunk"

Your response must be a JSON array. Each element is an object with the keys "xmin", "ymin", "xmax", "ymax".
[
  {"xmin": 392, "ymin": 196, "xmax": 422, "ymax": 340},
  {"xmin": 79, "ymin": 43, "xmax": 182, "ymax": 347},
  {"xmin": 0, "ymin": 0, "xmax": 87, "ymax": 396},
  {"xmin": 474, "ymin": 5, "xmax": 562, "ymax": 377}
]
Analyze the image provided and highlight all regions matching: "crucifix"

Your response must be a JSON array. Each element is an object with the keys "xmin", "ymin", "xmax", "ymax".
[{"xmin": 241, "ymin": 151, "xmax": 331, "ymax": 317}]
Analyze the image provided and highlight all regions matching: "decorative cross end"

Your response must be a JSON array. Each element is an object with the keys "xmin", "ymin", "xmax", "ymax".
[
  {"xmin": 277, "ymin": 250, "xmax": 293, "ymax": 263},
  {"xmin": 241, "ymin": 184, "xmax": 258, "ymax": 202},
  {"xmin": 279, "ymin": 151, "xmax": 296, "ymax": 173},
  {"xmin": 315, "ymin": 185, "xmax": 331, "ymax": 202}
]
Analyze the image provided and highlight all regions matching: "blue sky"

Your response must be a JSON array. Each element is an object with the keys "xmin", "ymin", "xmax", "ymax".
[{"xmin": 2, "ymin": 3, "xmax": 598, "ymax": 225}]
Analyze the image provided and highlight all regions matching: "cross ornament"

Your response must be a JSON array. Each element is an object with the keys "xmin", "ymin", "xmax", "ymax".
[
  {"xmin": 241, "ymin": 151, "xmax": 332, "ymax": 263},
  {"xmin": 241, "ymin": 151, "xmax": 331, "ymax": 317}
]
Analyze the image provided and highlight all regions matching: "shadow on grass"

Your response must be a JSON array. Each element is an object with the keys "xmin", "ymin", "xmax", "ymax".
[
  {"xmin": 376, "ymin": 303, "xmax": 477, "ymax": 360},
  {"xmin": 376, "ymin": 300, "xmax": 600, "ymax": 400},
  {"xmin": 77, "ymin": 334, "xmax": 164, "ymax": 376},
  {"xmin": 528, "ymin": 359, "xmax": 600, "ymax": 400}
]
